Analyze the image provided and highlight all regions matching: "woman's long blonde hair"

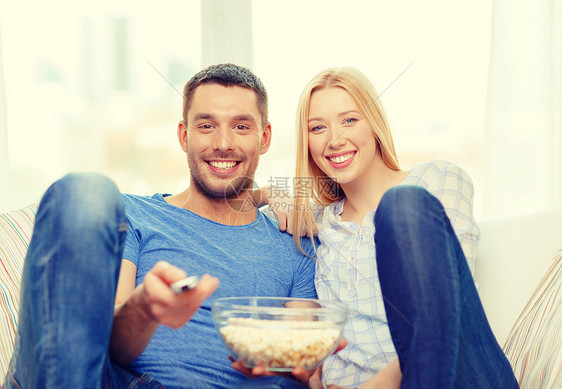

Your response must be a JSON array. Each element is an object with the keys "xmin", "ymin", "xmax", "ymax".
[{"xmin": 293, "ymin": 67, "xmax": 400, "ymax": 254}]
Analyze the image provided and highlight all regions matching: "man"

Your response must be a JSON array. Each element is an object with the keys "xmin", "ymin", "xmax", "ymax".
[{"xmin": 4, "ymin": 64, "xmax": 317, "ymax": 389}]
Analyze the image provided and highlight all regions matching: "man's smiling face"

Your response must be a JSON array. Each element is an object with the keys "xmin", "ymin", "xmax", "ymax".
[{"xmin": 182, "ymin": 83, "xmax": 271, "ymax": 200}]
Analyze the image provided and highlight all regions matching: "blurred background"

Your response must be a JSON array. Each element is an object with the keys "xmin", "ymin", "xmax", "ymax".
[{"xmin": 0, "ymin": 0, "xmax": 560, "ymax": 220}]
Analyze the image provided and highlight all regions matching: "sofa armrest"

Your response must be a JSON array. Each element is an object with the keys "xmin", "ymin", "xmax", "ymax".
[{"xmin": 0, "ymin": 204, "xmax": 38, "ymax": 380}]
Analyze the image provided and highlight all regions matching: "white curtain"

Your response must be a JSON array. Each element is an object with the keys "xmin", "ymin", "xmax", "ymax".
[
  {"xmin": 483, "ymin": 0, "xmax": 562, "ymax": 219},
  {"xmin": 201, "ymin": 0, "xmax": 253, "ymax": 68},
  {"xmin": 0, "ymin": 10, "xmax": 10, "ymax": 212}
]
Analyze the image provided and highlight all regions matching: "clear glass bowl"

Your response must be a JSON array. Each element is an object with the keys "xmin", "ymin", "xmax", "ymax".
[{"xmin": 212, "ymin": 297, "xmax": 349, "ymax": 371}]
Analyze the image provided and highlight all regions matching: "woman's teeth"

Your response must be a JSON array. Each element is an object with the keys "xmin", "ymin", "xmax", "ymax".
[{"xmin": 328, "ymin": 152, "xmax": 354, "ymax": 163}]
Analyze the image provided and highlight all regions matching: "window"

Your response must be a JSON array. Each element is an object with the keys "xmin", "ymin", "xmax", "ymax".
[
  {"xmin": 2, "ymin": 1, "xmax": 507, "ymax": 220},
  {"xmin": 2, "ymin": 0, "xmax": 201, "ymax": 210},
  {"xmin": 252, "ymin": 0, "xmax": 491, "ymax": 218}
]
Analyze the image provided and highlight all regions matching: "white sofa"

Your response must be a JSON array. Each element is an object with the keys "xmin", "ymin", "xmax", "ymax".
[
  {"xmin": 476, "ymin": 210, "xmax": 562, "ymax": 347},
  {"xmin": 1, "ymin": 204, "xmax": 561, "ymax": 387}
]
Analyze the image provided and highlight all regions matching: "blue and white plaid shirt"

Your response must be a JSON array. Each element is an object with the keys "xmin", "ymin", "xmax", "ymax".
[{"xmin": 316, "ymin": 160, "xmax": 480, "ymax": 388}]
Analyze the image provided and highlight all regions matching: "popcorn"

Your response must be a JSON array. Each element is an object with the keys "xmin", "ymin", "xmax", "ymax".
[{"xmin": 219, "ymin": 317, "xmax": 341, "ymax": 370}]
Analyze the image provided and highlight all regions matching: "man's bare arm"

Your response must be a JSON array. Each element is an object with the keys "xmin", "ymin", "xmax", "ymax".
[{"xmin": 109, "ymin": 260, "xmax": 219, "ymax": 366}]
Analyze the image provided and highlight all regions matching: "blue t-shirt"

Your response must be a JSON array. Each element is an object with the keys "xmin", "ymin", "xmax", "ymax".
[{"xmin": 121, "ymin": 193, "xmax": 317, "ymax": 389}]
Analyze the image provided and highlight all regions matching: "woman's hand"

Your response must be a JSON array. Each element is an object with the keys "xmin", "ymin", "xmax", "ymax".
[
  {"xmin": 230, "ymin": 358, "xmax": 318, "ymax": 387},
  {"xmin": 267, "ymin": 189, "xmax": 298, "ymax": 235},
  {"xmin": 259, "ymin": 186, "xmax": 318, "ymax": 237},
  {"xmin": 356, "ymin": 358, "xmax": 401, "ymax": 389},
  {"xmin": 230, "ymin": 338, "xmax": 347, "ymax": 387}
]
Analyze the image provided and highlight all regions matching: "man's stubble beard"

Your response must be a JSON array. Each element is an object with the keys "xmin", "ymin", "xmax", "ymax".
[{"xmin": 188, "ymin": 153, "xmax": 258, "ymax": 201}]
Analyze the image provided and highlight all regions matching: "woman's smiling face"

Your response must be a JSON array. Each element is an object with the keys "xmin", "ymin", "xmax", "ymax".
[{"xmin": 307, "ymin": 86, "xmax": 379, "ymax": 186}]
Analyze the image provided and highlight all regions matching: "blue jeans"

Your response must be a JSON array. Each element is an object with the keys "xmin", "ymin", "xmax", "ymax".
[
  {"xmin": 235, "ymin": 186, "xmax": 520, "ymax": 389},
  {"xmin": 231, "ymin": 377, "xmax": 307, "ymax": 389},
  {"xmin": 374, "ymin": 186, "xmax": 518, "ymax": 388},
  {"xmin": 3, "ymin": 173, "xmax": 163, "ymax": 389}
]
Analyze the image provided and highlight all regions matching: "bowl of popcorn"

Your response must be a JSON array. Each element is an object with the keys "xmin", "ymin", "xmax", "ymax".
[{"xmin": 212, "ymin": 297, "xmax": 348, "ymax": 371}]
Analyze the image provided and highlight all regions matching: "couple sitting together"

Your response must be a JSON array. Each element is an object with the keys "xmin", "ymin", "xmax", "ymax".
[{"xmin": 3, "ymin": 63, "xmax": 518, "ymax": 389}]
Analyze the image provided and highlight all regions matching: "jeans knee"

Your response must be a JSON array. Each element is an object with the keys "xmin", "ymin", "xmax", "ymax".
[
  {"xmin": 53, "ymin": 172, "xmax": 120, "ymax": 205},
  {"xmin": 42, "ymin": 173, "xmax": 124, "ymax": 235},
  {"xmin": 55, "ymin": 173, "xmax": 119, "ymax": 200},
  {"xmin": 376, "ymin": 186, "xmax": 443, "ymax": 226},
  {"xmin": 380, "ymin": 185, "xmax": 436, "ymax": 211}
]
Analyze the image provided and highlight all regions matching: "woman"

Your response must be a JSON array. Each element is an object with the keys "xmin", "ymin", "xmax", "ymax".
[{"xmin": 272, "ymin": 67, "xmax": 518, "ymax": 388}]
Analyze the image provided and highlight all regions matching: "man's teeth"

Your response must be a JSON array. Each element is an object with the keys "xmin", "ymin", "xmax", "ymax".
[
  {"xmin": 209, "ymin": 161, "xmax": 237, "ymax": 169},
  {"xmin": 328, "ymin": 153, "xmax": 354, "ymax": 164}
]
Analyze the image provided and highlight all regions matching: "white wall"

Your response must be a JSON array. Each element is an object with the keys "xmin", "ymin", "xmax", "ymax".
[
  {"xmin": 483, "ymin": 0, "xmax": 562, "ymax": 220},
  {"xmin": 201, "ymin": 0, "xmax": 252, "ymax": 68},
  {"xmin": 1, "ymin": 0, "xmax": 560, "ymax": 219}
]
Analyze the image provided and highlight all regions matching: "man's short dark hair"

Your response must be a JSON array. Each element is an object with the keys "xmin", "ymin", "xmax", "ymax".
[{"xmin": 182, "ymin": 63, "xmax": 268, "ymax": 127}]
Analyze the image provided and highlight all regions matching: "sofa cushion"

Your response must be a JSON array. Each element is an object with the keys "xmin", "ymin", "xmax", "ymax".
[
  {"xmin": 0, "ymin": 204, "xmax": 37, "ymax": 380},
  {"xmin": 503, "ymin": 251, "xmax": 561, "ymax": 388},
  {"xmin": 476, "ymin": 210, "xmax": 562, "ymax": 345}
]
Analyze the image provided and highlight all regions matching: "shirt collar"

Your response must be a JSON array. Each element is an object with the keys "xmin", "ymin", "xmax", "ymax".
[{"xmin": 331, "ymin": 198, "xmax": 346, "ymax": 216}]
